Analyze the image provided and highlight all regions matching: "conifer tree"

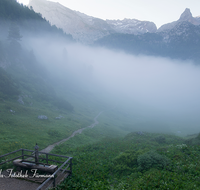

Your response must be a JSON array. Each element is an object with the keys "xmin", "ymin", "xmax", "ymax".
[
  {"xmin": 7, "ymin": 22, "xmax": 22, "ymax": 57},
  {"xmin": 8, "ymin": 22, "xmax": 22, "ymax": 42}
]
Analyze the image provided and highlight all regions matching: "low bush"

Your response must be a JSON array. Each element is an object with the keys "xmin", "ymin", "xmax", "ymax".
[
  {"xmin": 137, "ymin": 150, "xmax": 171, "ymax": 172},
  {"xmin": 47, "ymin": 129, "xmax": 61, "ymax": 138},
  {"xmin": 154, "ymin": 136, "xmax": 166, "ymax": 144},
  {"xmin": 113, "ymin": 150, "xmax": 143, "ymax": 176}
]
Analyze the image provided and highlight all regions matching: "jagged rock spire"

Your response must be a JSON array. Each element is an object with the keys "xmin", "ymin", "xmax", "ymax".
[
  {"xmin": 158, "ymin": 8, "xmax": 200, "ymax": 32},
  {"xmin": 179, "ymin": 8, "xmax": 193, "ymax": 21}
]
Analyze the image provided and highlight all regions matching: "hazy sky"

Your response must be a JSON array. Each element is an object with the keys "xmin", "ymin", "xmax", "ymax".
[{"xmin": 17, "ymin": 0, "xmax": 200, "ymax": 28}]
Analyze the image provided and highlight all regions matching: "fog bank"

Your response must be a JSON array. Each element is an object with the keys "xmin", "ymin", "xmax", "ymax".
[{"xmin": 26, "ymin": 38, "xmax": 200, "ymax": 135}]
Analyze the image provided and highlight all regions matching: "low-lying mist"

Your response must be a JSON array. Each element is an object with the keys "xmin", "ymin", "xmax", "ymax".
[{"xmin": 24, "ymin": 37, "xmax": 200, "ymax": 135}]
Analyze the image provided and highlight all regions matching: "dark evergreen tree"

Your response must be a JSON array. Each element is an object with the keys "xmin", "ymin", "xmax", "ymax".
[
  {"xmin": 7, "ymin": 22, "xmax": 22, "ymax": 57},
  {"xmin": 7, "ymin": 22, "xmax": 22, "ymax": 42}
]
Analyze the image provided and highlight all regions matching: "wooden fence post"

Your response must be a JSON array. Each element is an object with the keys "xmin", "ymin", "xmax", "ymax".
[
  {"xmin": 46, "ymin": 154, "xmax": 48, "ymax": 164},
  {"xmin": 22, "ymin": 149, "xmax": 24, "ymax": 161},
  {"xmin": 35, "ymin": 143, "xmax": 39, "ymax": 164},
  {"xmin": 70, "ymin": 158, "xmax": 72, "ymax": 175},
  {"xmin": 53, "ymin": 175, "xmax": 56, "ymax": 187}
]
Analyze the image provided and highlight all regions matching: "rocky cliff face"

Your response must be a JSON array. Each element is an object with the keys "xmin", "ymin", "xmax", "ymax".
[
  {"xmin": 106, "ymin": 18, "xmax": 157, "ymax": 35},
  {"xmin": 29, "ymin": 0, "xmax": 157, "ymax": 44},
  {"xmin": 29, "ymin": 0, "xmax": 113, "ymax": 44},
  {"xmin": 158, "ymin": 8, "xmax": 200, "ymax": 32}
]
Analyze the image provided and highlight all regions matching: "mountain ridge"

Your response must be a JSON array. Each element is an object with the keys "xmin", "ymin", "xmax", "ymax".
[
  {"xmin": 29, "ymin": 0, "xmax": 157, "ymax": 43},
  {"xmin": 27, "ymin": 0, "xmax": 200, "ymax": 62},
  {"xmin": 29, "ymin": 0, "xmax": 200, "ymax": 45}
]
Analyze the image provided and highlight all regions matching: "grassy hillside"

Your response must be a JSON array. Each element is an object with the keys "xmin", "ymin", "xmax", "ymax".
[
  {"xmin": 0, "ymin": 0, "xmax": 75, "ymax": 154},
  {"xmin": 0, "ymin": 51, "xmax": 131, "ymax": 155}
]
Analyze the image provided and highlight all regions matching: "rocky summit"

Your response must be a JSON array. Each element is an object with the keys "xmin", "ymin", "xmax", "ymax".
[{"xmin": 158, "ymin": 8, "xmax": 200, "ymax": 32}]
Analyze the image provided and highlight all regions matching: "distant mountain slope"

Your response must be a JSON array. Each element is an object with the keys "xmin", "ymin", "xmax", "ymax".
[
  {"xmin": 95, "ymin": 21, "xmax": 200, "ymax": 62},
  {"xmin": 29, "ymin": 0, "xmax": 113, "ymax": 44},
  {"xmin": 29, "ymin": 0, "xmax": 157, "ymax": 43},
  {"xmin": 94, "ymin": 8, "xmax": 200, "ymax": 62}
]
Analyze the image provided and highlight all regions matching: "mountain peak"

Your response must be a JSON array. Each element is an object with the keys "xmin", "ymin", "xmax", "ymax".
[
  {"xmin": 179, "ymin": 8, "xmax": 193, "ymax": 21},
  {"xmin": 158, "ymin": 8, "xmax": 200, "ymax": 32}
]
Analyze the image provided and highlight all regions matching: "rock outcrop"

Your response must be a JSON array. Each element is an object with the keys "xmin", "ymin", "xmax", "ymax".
[{"xmin": 106, "ymin": 18, "xmax": 157, "ymax": 35}]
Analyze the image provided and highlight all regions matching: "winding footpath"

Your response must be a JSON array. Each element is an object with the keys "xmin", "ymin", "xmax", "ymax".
[{"xmin": 41, "ymin": 111, "xmax": 103, "ymax": 153}]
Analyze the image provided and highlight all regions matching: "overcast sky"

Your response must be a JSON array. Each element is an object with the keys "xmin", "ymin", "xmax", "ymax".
[{"xmin": 17, "ymin": 0, "xmax": 200, "ymax": 28}]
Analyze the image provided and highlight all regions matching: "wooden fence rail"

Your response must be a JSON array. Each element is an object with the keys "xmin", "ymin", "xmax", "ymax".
[{"xmin": 36, "ymin": 157, "xmax": 72, "ymax": 190}]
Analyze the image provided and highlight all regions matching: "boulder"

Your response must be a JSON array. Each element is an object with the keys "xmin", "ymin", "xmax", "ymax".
[
  {"xmin": 17, "ymin": 96, "xmax": 24, "ymax": 105},
  {"xmin": 55, "ymin": 115, "xmax": 64, "ymax": 120},
  {"xmin": 38, "ymin": 115, "xmax": 48, "ymax": 120}
]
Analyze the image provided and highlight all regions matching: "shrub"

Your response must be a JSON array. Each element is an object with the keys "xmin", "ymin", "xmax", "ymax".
[
  {"xmin": 137, "ymin": 150, "xmax": 171, "ymax": 172},
  {"xmin": 47, "ymin": 129, "xmax": 61, "ymax": 138},
  {"xmin": 113, "ymin": 150, "xmax": 143, "ymax": 175},
  {"xmin": 154, "ymin": 136, "xmax": 166, "ymax": 144}
]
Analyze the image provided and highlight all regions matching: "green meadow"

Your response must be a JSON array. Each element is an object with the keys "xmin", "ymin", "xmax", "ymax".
[{"xmin": 52, "ymin": 129, "xmax": 200, "ymax": 190}]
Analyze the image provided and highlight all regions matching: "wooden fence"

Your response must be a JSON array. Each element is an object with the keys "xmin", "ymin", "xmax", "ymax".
[{"xmin": 0, "ymin": 147, "xmax": 73, "ymax": 190}]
